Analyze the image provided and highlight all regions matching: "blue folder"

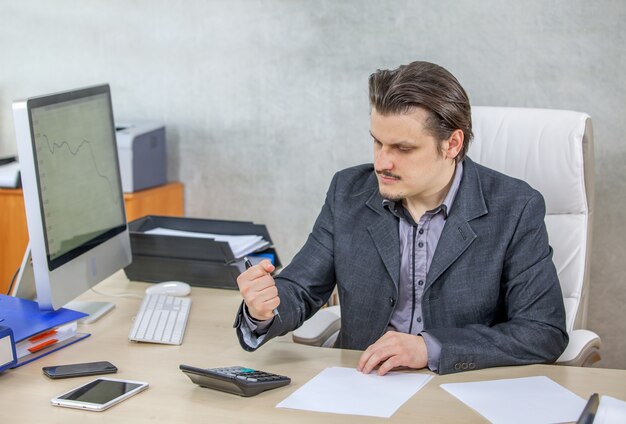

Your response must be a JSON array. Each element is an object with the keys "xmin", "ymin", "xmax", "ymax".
[
  {"xmin": 0, "ymin": 294, "xmax": 87, "ymax": 342},
  {"xmin": 0, "ymin": 294, "xmax": 90, "ymax": 368}
]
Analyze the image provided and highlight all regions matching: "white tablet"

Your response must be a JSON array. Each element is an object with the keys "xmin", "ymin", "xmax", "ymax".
[{"xmin": 51, "ymin": 377, "xmax": 148, "ymax": 411}]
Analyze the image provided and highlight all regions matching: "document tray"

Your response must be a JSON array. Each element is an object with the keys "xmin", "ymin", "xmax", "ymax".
[{"xmin": 123, "ymin": 215, "xmax": 281, "ymax": 289}]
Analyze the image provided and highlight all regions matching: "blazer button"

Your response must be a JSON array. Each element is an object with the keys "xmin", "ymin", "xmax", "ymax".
[
  {"xmin": 461, "ymin": 363, "xmax": 468, "ymax": 370},
  {"xmin": 469, "ymin": 363, "xmax": 476, "ymax": 370},
  {"xmin": 389, "ymin": 297, "xmax": 396, "ymax": 306},
  {"xmin": 454, "ymin": 363, "xmax": 461, "ymax": 371}
]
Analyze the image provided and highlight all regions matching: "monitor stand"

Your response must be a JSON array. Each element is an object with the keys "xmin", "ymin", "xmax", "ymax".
[
  {"xmin": 63, "ymin": 300, "xmax": 115, "ymax": 324},
  {"xmin": 12, "ymin": 245, "xmax": 115, "ymax": 324}
]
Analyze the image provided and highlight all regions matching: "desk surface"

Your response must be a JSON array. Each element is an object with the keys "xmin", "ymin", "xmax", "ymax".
[{"xmin": 2, "ymin": 272, "xmax": 625, "ymax": 423}]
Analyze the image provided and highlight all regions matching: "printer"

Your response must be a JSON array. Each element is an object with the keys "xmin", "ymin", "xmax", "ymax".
[{"xmin": 116, "ymin": 121, "xmax": 167, "ymax": 193}]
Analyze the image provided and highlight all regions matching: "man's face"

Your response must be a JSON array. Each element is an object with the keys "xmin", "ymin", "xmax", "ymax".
[{"xmin": 370, "ymin": 107, "xmax": 451, "ymax": 202}]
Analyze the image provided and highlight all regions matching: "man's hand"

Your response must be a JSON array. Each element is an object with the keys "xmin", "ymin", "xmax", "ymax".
[
  {"xmin": 356, "ymin": 331, "xmax": 429, "ymax": 376},
  {"xmin": 236, "ymin": 260, "xmax": 279, "ymax": 321}
]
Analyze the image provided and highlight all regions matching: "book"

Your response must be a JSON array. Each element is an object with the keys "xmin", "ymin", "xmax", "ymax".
[{"xmin": 0, "ymin": 294, "xmax": 90, "ymax": 368}]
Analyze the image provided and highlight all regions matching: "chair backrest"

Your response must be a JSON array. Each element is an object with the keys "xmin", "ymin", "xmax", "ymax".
[{"xmin": 468, "ymin": 106, "xmax": 594, "ymax": 333}]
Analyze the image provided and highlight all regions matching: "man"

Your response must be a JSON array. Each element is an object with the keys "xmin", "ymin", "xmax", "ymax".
[{"xmin": 234, "ymin": 61, "xmax": 568, "ymax": 375}]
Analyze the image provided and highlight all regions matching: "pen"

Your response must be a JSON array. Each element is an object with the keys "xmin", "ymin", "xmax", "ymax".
[
  {"xmin": 244, "ymin": 257, "xmax": 282, "ymax": 322},
  {"xmin": 576, "ymin": 393, "xmax": 599, "ymax": 424}
]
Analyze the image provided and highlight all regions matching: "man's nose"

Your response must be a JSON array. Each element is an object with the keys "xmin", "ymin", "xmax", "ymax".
[{"xmin": 375, "ymin": 148, "xmax": 393, "ymax": 171}]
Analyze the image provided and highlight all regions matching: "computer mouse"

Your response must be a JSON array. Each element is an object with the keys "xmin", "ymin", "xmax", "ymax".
[{"xmin": 145, "ymin": 281, "xmax": 191, "ymax": 297}]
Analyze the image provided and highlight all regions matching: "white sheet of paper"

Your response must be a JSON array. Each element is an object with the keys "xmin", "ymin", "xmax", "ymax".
[
  {"xmin": 441, "ymin": 375, "xmax": 586, "ymax": 424},
  {"xmin": 596, "ymin": 396, "xmax": 626, "ymax": 424},
  {"xmin": 276, "ymin": 367, "xmax": 433, "ymax": 418}
]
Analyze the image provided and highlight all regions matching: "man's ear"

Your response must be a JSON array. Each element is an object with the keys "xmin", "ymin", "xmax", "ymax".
[{"xmin": 444, "ymin": 129, "xmax": 464, "ymax": 160}]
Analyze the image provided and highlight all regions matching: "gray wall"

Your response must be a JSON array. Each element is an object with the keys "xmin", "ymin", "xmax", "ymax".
[{"xmin": 1, "ymin": 1, "xmax": 624, "ymax": 369}]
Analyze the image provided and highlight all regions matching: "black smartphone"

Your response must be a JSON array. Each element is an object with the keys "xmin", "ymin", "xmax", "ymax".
[{"xmin": 42, "ymin": 361, "xmax": 118, "ymax": 379}]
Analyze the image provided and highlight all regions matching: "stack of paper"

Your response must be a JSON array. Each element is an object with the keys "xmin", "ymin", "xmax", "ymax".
[
  {"xmin": 145, "ymin": 227, "xmax": 270, "ymax": 258},
  {"xmin": 0, "ymin": 294, "xmax": 90, "ymax": 368},
  {"xmin": 14, "ymin": 322, "xmax": 79, "ymax": 359}
]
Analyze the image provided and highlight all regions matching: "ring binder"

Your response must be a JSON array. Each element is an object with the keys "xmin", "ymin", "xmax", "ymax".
[{"xmin": 0, "ymin": 326, "xmax": 17, "ymax": 372}]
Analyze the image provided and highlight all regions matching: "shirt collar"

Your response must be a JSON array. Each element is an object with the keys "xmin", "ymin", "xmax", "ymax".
[{"xmin": 382, "ymin": 161, "xmax": 464, "ymax": 221}]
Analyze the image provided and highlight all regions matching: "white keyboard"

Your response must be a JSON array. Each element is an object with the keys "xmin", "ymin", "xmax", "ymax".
[{"xmin": 128, "ymin": 294, "xmax": 191, "ymax": 345}]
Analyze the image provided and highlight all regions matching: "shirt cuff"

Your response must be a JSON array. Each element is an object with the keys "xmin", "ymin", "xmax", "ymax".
[
  {"xmin": 239, "ymin": 305, "xmax": 275, "ymax": 349},
  {"xmin": 242, "ymin": 304, "xmax": 274, "ymax": 334},
  {"xmin": 420, "ymin": 331, "xmax": 442, "ymax": 372}
]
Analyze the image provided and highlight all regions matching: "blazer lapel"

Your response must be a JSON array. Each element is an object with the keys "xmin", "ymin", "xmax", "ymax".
[
  {"xmin": 365, "ymin": 189, "xmax": 400, "ymax": 288},
  {"xmin": 426, "ymin": 158, "xmax": 488, "ymax": 288},
  {"xmin": 427, "ymin": 216, "xmax": 476, "ymax": 286}
]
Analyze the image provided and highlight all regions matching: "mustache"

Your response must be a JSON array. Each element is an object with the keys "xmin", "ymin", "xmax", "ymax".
[{"xmin": 376, "ymin": 170, "xmax": 401, "ymax": 180}]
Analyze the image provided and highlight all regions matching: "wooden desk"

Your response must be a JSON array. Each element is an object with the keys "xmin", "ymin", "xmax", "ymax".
[
  {"xmin": 0, "ymin": 182, "xmax": 184, "ymax": 295},
  {"xmin": 1, "ymin": 272, "xmax": 625, "ymax": 423}
]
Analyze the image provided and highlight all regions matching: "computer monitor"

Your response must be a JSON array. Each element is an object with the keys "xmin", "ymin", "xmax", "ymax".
[{"xmin": 12, "ymin": 84, "xmax": 131, "ymax": 319}]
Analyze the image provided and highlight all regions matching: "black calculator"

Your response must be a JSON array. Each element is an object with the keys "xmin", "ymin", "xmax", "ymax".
[{"xmin": 180, "ymin": 364, "xmax": 291, "ymax": 397}]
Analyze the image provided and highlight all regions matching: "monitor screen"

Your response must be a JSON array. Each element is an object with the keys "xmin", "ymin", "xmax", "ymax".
[
  {"xmin": 13, "ymin": 84, "xmax": 131, "ymax": 312},
  {"xmin": 29, "ymin": 91, "xmax": 126, "ymax": 269}
]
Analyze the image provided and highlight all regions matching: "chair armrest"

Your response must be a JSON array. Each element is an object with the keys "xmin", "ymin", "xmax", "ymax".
[
  {"xmin": 292, "ymin": 306, "xmax": 341, "ymax": 347},
  {"xmin": 556, "ymin": 329, "xmax": 601, "ymax": 367}
]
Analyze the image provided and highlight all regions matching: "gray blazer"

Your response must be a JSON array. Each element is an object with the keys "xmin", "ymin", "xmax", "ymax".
[{"xmin": 235, "ymin": 157, "xmax": 568, "ymax": 374}]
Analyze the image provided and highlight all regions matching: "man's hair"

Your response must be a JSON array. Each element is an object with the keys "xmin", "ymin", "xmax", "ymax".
[{"xmin": 368, "ymin": 61, "xmax": 473, "ymax": 162}]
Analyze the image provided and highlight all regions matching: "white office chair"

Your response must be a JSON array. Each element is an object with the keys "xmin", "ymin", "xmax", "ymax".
[{"xmin": 293, "ymin": 106, "xmax": 601, "ymax": 366}]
